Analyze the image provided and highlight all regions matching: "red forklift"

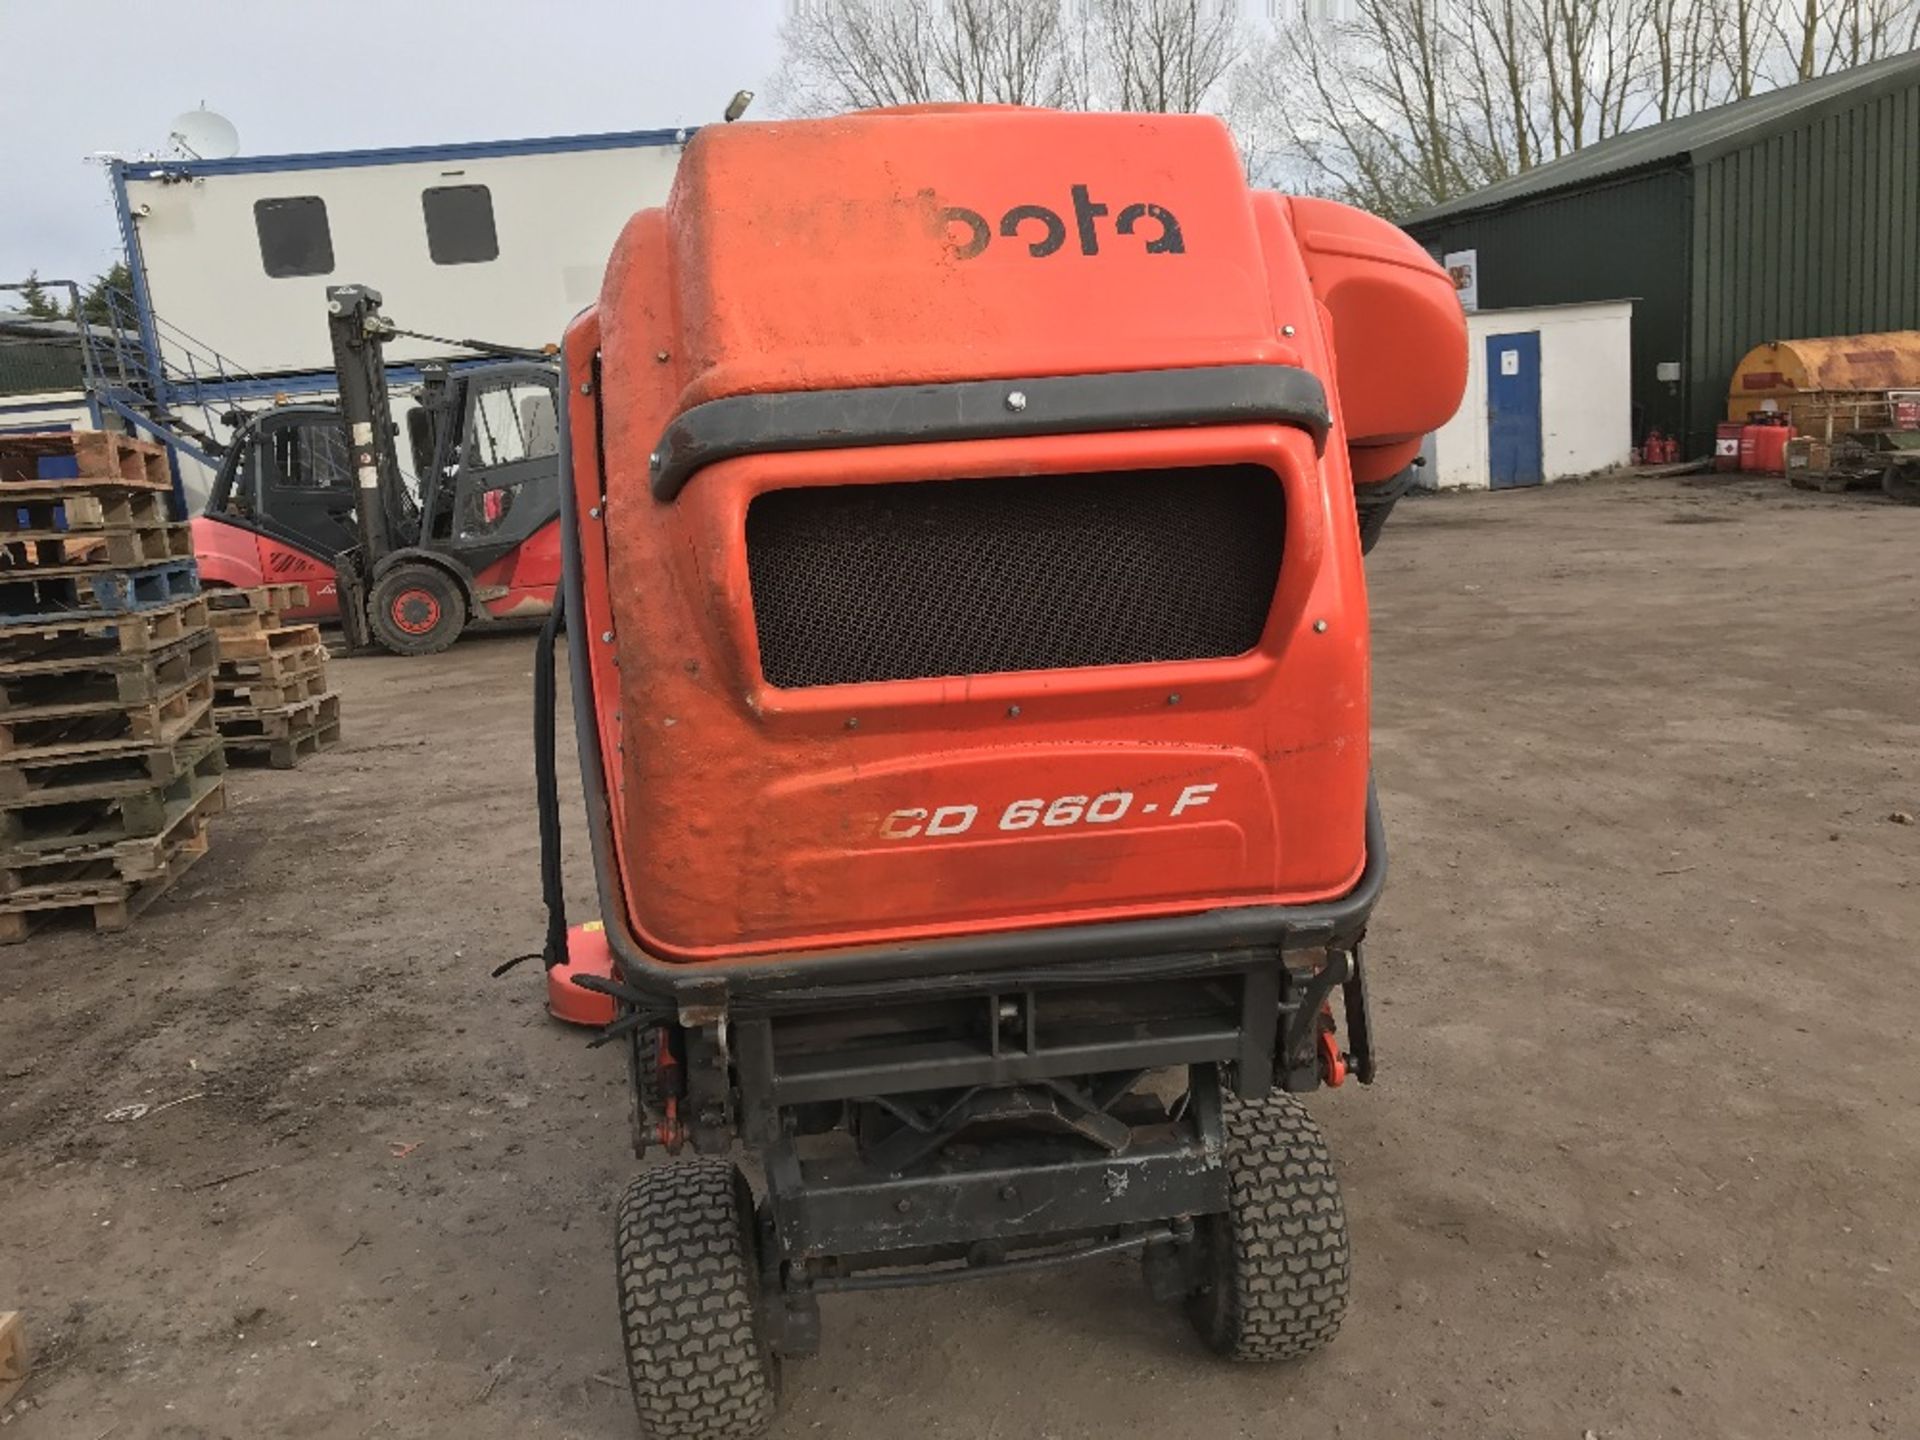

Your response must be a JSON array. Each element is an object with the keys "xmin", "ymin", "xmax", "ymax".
[{"xmin": 191, "ymin": 286, "xmax": 562, "ymax": 653}]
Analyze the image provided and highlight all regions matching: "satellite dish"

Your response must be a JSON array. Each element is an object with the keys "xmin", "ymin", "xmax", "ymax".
[{"xmin": 168, "ymin": 107, "xmax": 240, "ymax": 161}]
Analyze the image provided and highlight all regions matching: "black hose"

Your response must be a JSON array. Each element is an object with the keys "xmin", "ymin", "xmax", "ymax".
[
  {"xmin": 533, "ymin": 588, "xmax": 568, "ymax": 967},
  {"xmin": 1355, "ymin": 462, "xmax": 1421, "ymax": 554}
]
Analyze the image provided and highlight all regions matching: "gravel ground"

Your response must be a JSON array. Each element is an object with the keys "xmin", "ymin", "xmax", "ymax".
[{"xmin": 1, "ymin": 471, "xmax": 1915, "ymax": 1440}]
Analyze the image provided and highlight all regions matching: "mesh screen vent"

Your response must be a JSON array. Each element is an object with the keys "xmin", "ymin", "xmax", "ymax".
[{"xmin": 745, "ymin": 465, "xmax": 1285, "ymax": 688}]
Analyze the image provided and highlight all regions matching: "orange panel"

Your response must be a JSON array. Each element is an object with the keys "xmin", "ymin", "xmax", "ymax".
[{"xmin": 564, "ymin": 107, "xmax": 1465, "ymax": 964}]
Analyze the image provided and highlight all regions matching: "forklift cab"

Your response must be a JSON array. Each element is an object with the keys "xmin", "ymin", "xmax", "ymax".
[
  {"xmin": 212, "ymin": 403, "xmax": 360, "ymax": 559},
  {"xmin": 410, "ymin": 361, "xmax": 560, "ymax": 573}
]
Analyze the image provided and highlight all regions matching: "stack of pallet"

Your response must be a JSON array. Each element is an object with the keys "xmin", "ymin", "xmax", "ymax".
[
  {"xmin": 209, "ymin": 584, "xmax": 341, "ymax": 767},
  {"xmin": 0, "ymin": 432, "xmax": 222, "ymax": 942}
]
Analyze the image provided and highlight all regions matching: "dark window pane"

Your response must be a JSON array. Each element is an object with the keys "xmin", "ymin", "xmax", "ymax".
[
  {"xmin": 422, "ymin": 184, "xmax": 499, "ymax": 265},
  {"xmin": 265, "ymin": 422, "xmax": 352, "ymax": 490},
  {"xmin": 254, "ymin": 196, "xmax": 334, "ymax": 278}
]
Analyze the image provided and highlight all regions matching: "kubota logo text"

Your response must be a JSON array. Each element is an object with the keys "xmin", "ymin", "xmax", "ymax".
[{"xmin": 929, "ymin": 185, "xmax": 1186, "ymax": 260}]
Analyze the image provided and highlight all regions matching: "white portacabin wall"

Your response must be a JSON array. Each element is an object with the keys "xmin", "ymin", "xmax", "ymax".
[
  {"xmin": 1423, "ymin": 300, "xmax": 1634, "ymax": 491},
  {"xmin": 121, "ymin": 134, "xmax": 685, "ymax": 378}
]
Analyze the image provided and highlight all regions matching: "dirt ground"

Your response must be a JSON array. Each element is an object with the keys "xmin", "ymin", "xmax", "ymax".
[{"xmin": 2, "ymin": 472, "xmax": 1916, "ymax": 1440}]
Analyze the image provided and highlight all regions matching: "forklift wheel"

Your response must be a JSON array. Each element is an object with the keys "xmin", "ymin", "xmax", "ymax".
[
  {"xmin": 617, "ymin": 1159, "xmax": 779, "ymax": 1440},
  {"xmin": 369, "ymin": 565, "xmax": 466, "ymax": 655},
  {"xmin": 1187, "ymin": 1085, "xmax": 1351, "ymax": 1362}
]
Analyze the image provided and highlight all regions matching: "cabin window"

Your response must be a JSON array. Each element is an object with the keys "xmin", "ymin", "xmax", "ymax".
[
  {"xmin": 254, "ymin": 196, "xmax": 334, "ymax": 278},
  {"xmin": 466, "ymin": 381, "xmax": 558, "ymax": 468},
  {"xmin": 422, "ymin": 184, "xmax": 499, "ymax": 265},
  {"xmin": 266, "ymin": 421, "xmax": 353, "ymax": 490}
]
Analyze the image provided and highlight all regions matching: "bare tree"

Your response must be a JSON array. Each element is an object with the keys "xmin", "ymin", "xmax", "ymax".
[
  {"xmin": 1815, "ymin": 0, "xmax": 1920, "ymax": 69},
  {"xmin": 773, "ymin": 0, "xmax": 1920, "ymax": 217},
  {"xmin": 774, "ymin": 0, "xmax": 1073, "ymax": 114},
  {"xmin": 932, "ymin": 0, "xmax": 1076, "ymax": 104},
  {"xmin": 1644, "ymin": 0, "xmax": 1722, "ymax": 118},
  {"xmin": 1714, "ymin": 0, "xmax": 1783, "ymax": 97},
  {"xmin": 1086, "ymin": 0, "xmax": 1245, "ymax": 112}
]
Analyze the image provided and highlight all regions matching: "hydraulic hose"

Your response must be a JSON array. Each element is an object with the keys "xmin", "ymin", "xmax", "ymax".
[{"xmin": 533, "ymin": 588, "xmax": 568, "ymax": 968}]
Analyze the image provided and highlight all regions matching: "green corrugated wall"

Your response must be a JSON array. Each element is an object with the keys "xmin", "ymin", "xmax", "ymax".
[
  {"xmin": 1404, "ymin": 168, "xmax": 1694, "ymax": 447},
  {"xmin": 1690, "ymin": 83, "xmax": 1920, "ymax": 450},
  {"xmin": 1407, "ymin": 71, "xmax": 1920, "ymax": 458}
]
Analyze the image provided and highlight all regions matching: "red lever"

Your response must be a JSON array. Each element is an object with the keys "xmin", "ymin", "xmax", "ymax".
[{"xmin": 1317, "ymin": 1011, "xmax": 1348, "ymax": 1088}]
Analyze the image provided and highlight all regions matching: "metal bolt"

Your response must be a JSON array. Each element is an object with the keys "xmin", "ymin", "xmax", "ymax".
[
  {"xmin": 1006, "ymin": 704, "xmax": 1021, "ymax": 719},
  {"xmin": 1313, "ymin": 619, "xmax": 1329, "ymax": 633},
  {"xmin": 999, "ymin": 1185, "xmax": 1018, "ymax": 1202},
  {"xmin": 1167, "ymin": 693, "xmax": 1181, "ymax": 705},
  {"xmin": 588, "ymin": 506, "xmax": 601, "ymax": 518},
  {"xmin": 578, "ymin": 380, "xmax": 592, "ymax": 394},
  {"xmin": 844, "ymin": 717, "xmax": 859, "ymax": 730},
  {"xmin": 648, "ymin": 451, "xmax": 661, "ymax": 470},
  {"xmin": 655, "ymin": 350, "xmax": 670, "ymax": 363},
  {"xmin": 1006, "ymin": 390, "xmax": 1028, "ymax": 412},
  {"xmin": 601, "ymin": 631, "xmax": 614, "ymax": 643},
  {"xmin": 1281, "ymin": 324, "xmax": 1296, "ymax": 337},
  {"xmin": 895, "ymin": 1198, "xmax": 911, "ymax": 1214}
]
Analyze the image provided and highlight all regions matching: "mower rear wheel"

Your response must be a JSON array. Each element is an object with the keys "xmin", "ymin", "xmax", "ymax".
[
  {"xmin": 1187, "ymin": 1084, "xmax": 1350, "ymax": 1362},
  {"xmin": 369, "ymin": 564, "xmax": 466, "ymax": 655},
  {"xmin": 616, "ymin": 1159, "xmax": 779, "ymax": 1440}
]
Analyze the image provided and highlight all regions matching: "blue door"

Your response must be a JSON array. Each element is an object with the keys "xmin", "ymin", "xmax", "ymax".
[{"xmin": 1485, "ymin": 331, "xmax": 1543, "ymax": 489}]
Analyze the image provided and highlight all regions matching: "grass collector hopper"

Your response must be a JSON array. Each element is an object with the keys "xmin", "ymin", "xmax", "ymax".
[{"xmin": 526, "ymin": 103, "xmax": 1467, "ymax": 1438}]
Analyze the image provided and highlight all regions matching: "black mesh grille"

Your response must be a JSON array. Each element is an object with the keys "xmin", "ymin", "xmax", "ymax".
[{"xmin": 745, "ymin": 465, "xmax": 1285, "ymax": 688}]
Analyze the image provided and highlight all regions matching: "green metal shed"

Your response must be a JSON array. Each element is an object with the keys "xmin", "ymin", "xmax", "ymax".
[{"xmin": 1401, "ymin": 50, "xmax": 1920, "ymax": 458}]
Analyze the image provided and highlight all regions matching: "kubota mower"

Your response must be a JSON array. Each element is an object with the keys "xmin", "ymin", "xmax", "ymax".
[{"xmin": 529, "ymin": 105, "xmax": 1466, "ymax": 1439}]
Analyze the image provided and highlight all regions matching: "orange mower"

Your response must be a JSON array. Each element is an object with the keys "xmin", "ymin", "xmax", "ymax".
[{"xmin": 524, "ymin": 104, "xmax": 1466, "ymax": 1438}]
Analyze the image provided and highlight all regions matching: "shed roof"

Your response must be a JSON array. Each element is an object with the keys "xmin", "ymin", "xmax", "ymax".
[{"xmin": 1404, "ymin": 49, "xmax": 1920, "ymax": 227}]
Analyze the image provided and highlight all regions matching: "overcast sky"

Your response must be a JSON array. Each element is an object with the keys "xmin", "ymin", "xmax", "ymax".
[{"xmin": 0, "ymin": 0, "xmax": 787, "ymax": 285}]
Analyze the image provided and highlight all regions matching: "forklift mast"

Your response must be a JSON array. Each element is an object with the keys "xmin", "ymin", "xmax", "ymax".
[
  {"xmin": 324, "ymin": 284, "xmax": 407, "ymax": 651},
  {"xmin": 326, "ymin": 284, "xmax": 406, "ymax": 563}
]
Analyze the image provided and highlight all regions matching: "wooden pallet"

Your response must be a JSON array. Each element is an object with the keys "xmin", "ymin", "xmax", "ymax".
[
  {"xmin": 0, "ymin": 816, "xmax": 209, "ymax": 943},
  {"xmin": 214, "ymin": 664, "xmax": 329, "ymax": 710},
  {"xmin": 0, "ymin": 623, "xmax": 214, "ymax": 711},
  {"xmin": 0, "ymin": 670, "xmax": 214, "ymax": 760},
  {"xmin": 210, "ymin": 621, "xmax": 322, "ymax": 663},
  {"xmin": 0, "ymin": 734, "xmax": 227, "ymax": 852},
  {"xmin": 2, "ymin": 521, "xmax": 194, "ymax": 571},
  {"xmin": 206, "ymin": 582, "xmax": 309, "ymax": 615},
  {"xmin": 0, "ymin": 431, "xmax": 171, "ymax": 488},
  {"xmin": 0, "ymin": 559, "xmax": 200, "ymax": 626},
  {"xmin": 1, "ymin": 773, "xmax": 224, "ymax": 896},
  {"xmin": 0, "ymin": 718, "xmax": 220, "ymax": 807},
  {"xmin": 209, "ymin": 584, "xmax": 314, "ymax": 634},
  {"xmin": 0, "ymin": 486, "xmax": 171, "ymax": 536},
  {"xmin": 214, "ymin": 641, "xmax": 328, "ymax": 685},
  {"xmin": 215, "ymin": 690, "xmax": 339, "ymax": 741},
  {"xmin": 0, "ymin": 595, "xmax": 208, "ymax": 666},
  {"xmin": 222, "ymin": 714, "xmax": 342, "ymax": 770}
]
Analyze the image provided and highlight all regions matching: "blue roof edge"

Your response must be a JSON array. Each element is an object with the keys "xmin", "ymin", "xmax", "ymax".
[{"xmin": 110, "ymin": 126, "xmax": 692, "ymax": 180}]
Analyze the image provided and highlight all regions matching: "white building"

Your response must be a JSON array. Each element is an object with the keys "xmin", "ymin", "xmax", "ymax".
[
  {"xmin": 113, "ymin": 127, "xmax": 688, "ymax": 380},
  {"xmin": 1422, "ymin": 300, "xmax": 1634, "ymax": 491},
  {"xmin": 97, "ymin": 127, "xmax": 687, "ymax": 501}
]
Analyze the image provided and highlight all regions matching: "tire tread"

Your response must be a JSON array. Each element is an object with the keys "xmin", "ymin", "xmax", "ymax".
[
  {"xmin": 1192, "ymin": 1087, "xmax": 1351, "ymax": 1362},
  {"xmin": 616, "ymin": 1159, "xmax": 778, "ymax": 1440}
]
